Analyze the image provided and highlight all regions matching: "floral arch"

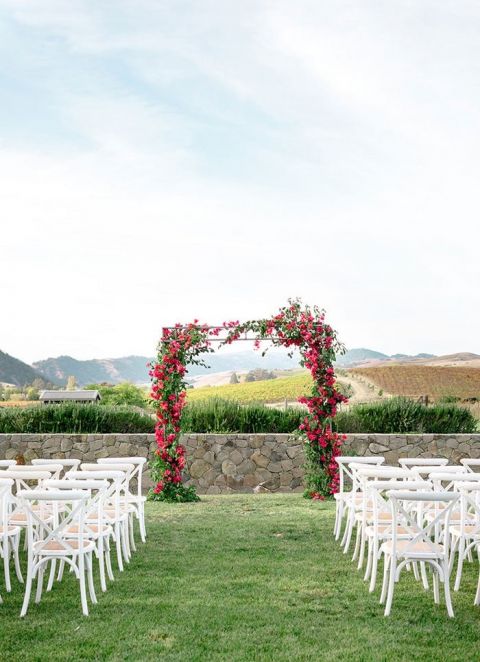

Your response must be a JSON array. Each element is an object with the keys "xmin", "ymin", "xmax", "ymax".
[{"xmin": 149, "ymin": 300, "xmax": 348, "ymax": 502}]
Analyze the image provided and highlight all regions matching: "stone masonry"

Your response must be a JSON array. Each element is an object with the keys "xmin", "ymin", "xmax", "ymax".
[{"xmin": 0, "ymin": 433, "xmax": 479, "ymax": 494}]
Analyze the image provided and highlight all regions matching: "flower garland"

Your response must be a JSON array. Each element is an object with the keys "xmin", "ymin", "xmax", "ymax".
[{"xmin": 149, "ymin": 300, "xmax": 347, "ymax": 502}]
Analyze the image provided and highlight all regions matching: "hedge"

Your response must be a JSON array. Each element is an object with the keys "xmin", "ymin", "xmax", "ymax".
[
  {"xmin": 0, "ymin": 404, "xmax": 155, "ymax": 434},
  {"xmin": 0, "ymin": 397, "xmax": 476, "ymax": 435},
  {"xmin": 181, "ymin": 398, "xmax": 304, "ymax": 433},
  {"xmin": 334, "ymin": 397, "xmax": 477, "ymax": 434}
]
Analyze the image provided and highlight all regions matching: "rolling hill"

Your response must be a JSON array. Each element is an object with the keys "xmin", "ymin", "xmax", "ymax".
[
  {"xmin": 0, "ymin": 350, "xmax": 49, "ymax": 387},
  {"xmin": 351, "ymin": 364, "xmax": 480, "ymax": 400}
]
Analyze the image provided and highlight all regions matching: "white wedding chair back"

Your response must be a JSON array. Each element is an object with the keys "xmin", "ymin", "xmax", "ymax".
[
  {"xmin": 97, "ymin": 457, "xmax": 147, "ymax": 542},
  {"xmin": 7, "ymin": 464, "xmax": 64, "ymax": 480},
  {"xmin": 399, "ymin": 458, "xmax": 448, "ymax": 468},
  {"xmin": 380, "ymin": 490, "xmax": 459, "ymax": 617},
  {"xmin": 45, "ymin": 478, "xmax": 112, "ymax": 592},
  {"xmin": 70, "ymin": 469, "xmax": 130, "ymax": 571},
  {"xmin": 363, "ymin": 479, "xmax": 431, "ymax": 592},
  {"xmin": 18, "ymin": 488, "xmax": 96, "ymax": 617},
  {"xmin": 32, "ymin": 459, "xmax": 81, "ymax": 475},
  {"xmin": 0, "ymin": 478, "xmax": 23, "ymax": 597},
  {"xmin": 460, "ymin": 459, "xmax": 480, "ymax": 473}
]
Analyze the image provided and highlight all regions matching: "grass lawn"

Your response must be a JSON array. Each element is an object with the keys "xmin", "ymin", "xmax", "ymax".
[{"xmin": 1, "ymin": 496, "xmax": 480, "ymax": 661}]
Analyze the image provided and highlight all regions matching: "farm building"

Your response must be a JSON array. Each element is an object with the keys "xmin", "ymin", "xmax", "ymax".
[{"xmin": 39, "ymin": 390, "xmax": 101, "ymax": 404}]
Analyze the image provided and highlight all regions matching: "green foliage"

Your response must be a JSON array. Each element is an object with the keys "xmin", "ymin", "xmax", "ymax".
[
  {"xmin": 148, "ymin": 483, "xmax": 199, "ymax": 502},
  {"xmin": 229, "ymin": 371, "xmax": 239, "ymax": 384},
  {"xmin": 334, "ymin": 397, "xmax": 477, "ymax": 434},
  {"xmin": 85, "ymin": 382, "xmax": 148, "ymax": 408},
  {"xmin": 0, "ymin": 403, "xmax": 155, "ymax": 434},
  {"xmin": 181, "ymin": 398, "xmax": 304, "ymax": 433}
]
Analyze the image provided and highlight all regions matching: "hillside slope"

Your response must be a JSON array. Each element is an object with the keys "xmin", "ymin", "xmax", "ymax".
[
  {"xmin": 33, "ymin": 355, "xmax": 152, "ymax": 386},
  {"xmin": 0, "ymin": 350, "xmax": 47, "ymax": 387},
  {"xmin": 351, "ymin": 365, "xmax": 480, "ymax": 400}
]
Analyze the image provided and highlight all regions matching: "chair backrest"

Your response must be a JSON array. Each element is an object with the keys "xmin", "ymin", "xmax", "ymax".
[
  {"xmin": 66, "ymin": 470, "xmax": 125, "ymax": 521},
  {"xmin": 97, "ymin": 457, "xmax": 146, "ymax": 498},
  {"xmin": 409, "ymin": 465, "xmax": 466, "ymax": 477},
  {"xmin": 7, "ymin": 464, "xmax": 64, "ymax": 479},
  {"xmin": 460, "ymin": 459, "xmax": 480, "ymax": 473},
  {"xmin": 367, "ymin": 480, "xmax": 431, "ymax": 530},
  {"xmin": 0, "ymin": 460, "xmax": 17, "ymax": 468},
  {"xmin": 18, "ymin": 489, "xmax": 91, "ymax": 554},
  {"xmin": 457, "ymin": 483, "xmax": 480, "ymax": 535},
  {"xmin": 399, "ymin": 458, "xmax": 448, "ymax": 467},
  {"xmin": 5, "ymin": 470, "xmax": 53, "ymax": 495},
  {"xmin": 80, "ymin": 463, "xmax": 135, "ymax": 498},
  {"xmin": 387, "ymin": 490, "xmax": 459, "ymax": 558},
  {"xmin": 32, "ymin": 459, "xmax": 81, "ymax": 474},
  {"xmin": 354, "ymin": 466, "xmax": 415, "ymax": 479},
  {"xmin": 0, "ymin": 478, "xmax": 14, "ymax": 530},
  {"xmin": 336, "ymin": 457, "xmax": 385, "ymax": 494},
  {"xmin": 429, "ymin": 471, "xmax": 480, "ymax": 493}
]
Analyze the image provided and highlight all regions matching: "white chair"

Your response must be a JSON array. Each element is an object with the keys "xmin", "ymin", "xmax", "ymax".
[
  {"xmin": 18, "ymin": 489, "xmax": 97, "ymax": 617},
  {"xmin": 399, "ymin": 458, "xmax": 449, "ymax": 468},
  {"xmin": 97, "ymin": 457, "xmax": 147, "ymax": 542},
  {"xmin": 447, "ymin": 482, "xmax": 480, "ymax": 595},
  {"xmin": 76, "ymin": 468, "xmax": 131, "ymax": 571},
  {"xmin": 380, "ymin": 490, "xmax": 459, "ymax": 617},
  {"xmin": 45, "ymin": 478, "xmax": 113, "ymax": 593},
  {"xmin": 363, "ymin": 479, "xmax": 431, "ymax": 592},
  {"xmin": 81, "ymin": 463, "xmax": 137, "ymax": 557},
  {"xmin": 7, "ymin": 470, "xmax": 54, "ymax": 533},
  {"xmin": 0, "ymin": 478, "xmax": 22, "ymax": 597},
  {"xmin": 352, "ymin": 466, "xmax": 419, "ymax": 569},
  {"xmin": 334, "ymin": 456, "xmax": 385, "ymax": 545}
]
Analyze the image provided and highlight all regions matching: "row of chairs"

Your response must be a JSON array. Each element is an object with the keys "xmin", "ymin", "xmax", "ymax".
[
  {"xmin": 333, "ymin": 456, "xmax": 480, "ymax": 617},
  {"xmin": 0, "ymin": 456, "xmax": 147, "ymax": 616}
]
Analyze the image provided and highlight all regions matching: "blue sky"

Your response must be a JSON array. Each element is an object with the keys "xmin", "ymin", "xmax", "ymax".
[{"xmin": 1, "ymin": 1, "xmax": 479, "ymax": 363}]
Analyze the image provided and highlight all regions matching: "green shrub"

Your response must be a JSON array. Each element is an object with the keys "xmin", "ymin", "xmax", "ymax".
[
  {"xmin": 0, "ymin": 404, "xmax": 155, "ymax": 434},
  {"xmin": 181, "ymin": 398, "xmax": 304, "ymax": 433},
  {"xmin": 334, "ymin": 397, "xmax": 477, "ymax": 434}
]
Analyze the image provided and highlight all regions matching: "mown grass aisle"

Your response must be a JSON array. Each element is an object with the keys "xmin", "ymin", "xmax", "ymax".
[{"xmin": 1, "ymin": 496, "xmax": 480, "ymax": 661}]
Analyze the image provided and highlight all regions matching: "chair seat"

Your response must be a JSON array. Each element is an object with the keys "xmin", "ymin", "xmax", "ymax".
[
  {"xmin": 381, "ymin": 540, "xmax": 444, "ymax": 557},
  {"xmin": 34, "ymin": 539, "xmax": 95, "ymax": 554}
]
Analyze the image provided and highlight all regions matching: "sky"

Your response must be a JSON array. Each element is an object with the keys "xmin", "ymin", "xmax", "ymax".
[{"xmin": 1, "ymin": 0, "xmax": 480, "ymax": 364}]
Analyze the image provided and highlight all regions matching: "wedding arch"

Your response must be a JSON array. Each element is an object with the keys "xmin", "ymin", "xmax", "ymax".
[{"xmin": 149, "ymin": 299, "xmax": 348, "ymax": 502}]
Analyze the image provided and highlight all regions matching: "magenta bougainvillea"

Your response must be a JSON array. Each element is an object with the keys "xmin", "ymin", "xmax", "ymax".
[{"xmin": 149, "ymin": 300, "xmax": 347, "ymax": 502}]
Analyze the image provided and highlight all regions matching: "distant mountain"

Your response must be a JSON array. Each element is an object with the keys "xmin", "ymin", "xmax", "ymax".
[
  {"xmin": 0, "ymin": 350, "xmax": 49, "ymax": 387},
  {"xmin": 33, "ymin": 355, "xmax": 152, "ymax": 386},
  {"xmin": 335, "ymin": 348, "xmax": 437, "ymax": 368},
  {"xmin": 33, "ymin": 349, "xmax": 300, "ymax": 385},
  {"xmin": 4, "ymin": 346, "xmax": 477, "ymax": 387},
  {"xmin": 336, "ymin": 348, "xmax": 389, "ymax": 366}
]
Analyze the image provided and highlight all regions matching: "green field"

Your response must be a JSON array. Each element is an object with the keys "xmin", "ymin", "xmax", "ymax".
[
  {"xmin": 187, "ymin": 372, "xmax": 313, "ymax": 404},
  {"xmin": 2, "ymin": 497, "xmax": 480, "ymax": 661}
]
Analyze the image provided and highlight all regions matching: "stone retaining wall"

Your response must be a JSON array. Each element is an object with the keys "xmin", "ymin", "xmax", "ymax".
[{"xmin": 0, "ymin": 433, "xmax": 479, "ymax": 494}]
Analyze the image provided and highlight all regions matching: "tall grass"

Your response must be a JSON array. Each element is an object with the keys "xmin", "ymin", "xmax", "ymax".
[
  {"xmin": 0, "ymin": 403, "xmax": 155, "ymax": 434},
  {"xmin": 181, "ymin": 398, "xmax": 304, "ymax": 433},
  {"xmin": 334, "ymin": 397, "xmax": 477, "ymax": 434}
]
